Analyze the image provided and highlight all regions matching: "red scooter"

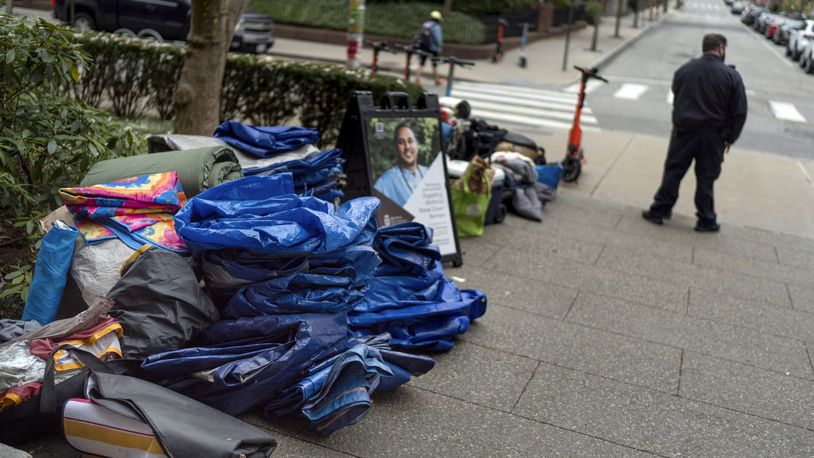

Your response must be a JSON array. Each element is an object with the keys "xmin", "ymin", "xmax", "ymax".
[{"xmin": 561, "ymin": 66, "xmax": 607, "ymax": 183}]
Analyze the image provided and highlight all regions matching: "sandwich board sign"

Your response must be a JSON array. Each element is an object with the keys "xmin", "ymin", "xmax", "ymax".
[{"xmin": 337, "ymin": 91, "xmax": 462, "ymax": 266}]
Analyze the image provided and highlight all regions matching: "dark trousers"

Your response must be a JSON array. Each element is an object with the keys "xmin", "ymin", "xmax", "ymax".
[{"xmin": 649, "ymin": 130, "xmax": 725, "ymax": 223}]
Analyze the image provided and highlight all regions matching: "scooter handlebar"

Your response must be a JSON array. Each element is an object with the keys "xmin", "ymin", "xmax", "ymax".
[
  {"xmin": 432, "ymin": 56, "xmax": 476, "ymax": 67},
  {"xmin": 573, "ymin": 65, "xmax": 608, "ymax": 83}
]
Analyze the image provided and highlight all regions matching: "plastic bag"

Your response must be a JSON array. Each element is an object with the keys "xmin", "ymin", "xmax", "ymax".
[
  {"xmin": 451, "ymin": 157, "xmax": 493, "ymax": 238},
  {"xmin": 23, "ymin": 221, "xmax": 78, "ymax": 325}
]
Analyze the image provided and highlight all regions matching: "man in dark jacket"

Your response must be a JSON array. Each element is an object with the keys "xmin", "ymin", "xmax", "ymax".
[{"xmin": 643, "ymin": 33, "xmax": 747, "ymax": 232}]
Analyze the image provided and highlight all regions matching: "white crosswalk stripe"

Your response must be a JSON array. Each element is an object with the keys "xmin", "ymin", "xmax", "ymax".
[
  {"xmin": 564, "ymin": 80, "xmax": 604, "ymax": 94},
  {"xmin": 450, "ymin": 82, "xmax": 600, "ymax": 131},
  {"xmin": 769, "ymin": 101, "xmax": 807, "ymax": 123},
  {"xmin": 614, "ymin": 83, "xmax": 649, "ymax": 100}
]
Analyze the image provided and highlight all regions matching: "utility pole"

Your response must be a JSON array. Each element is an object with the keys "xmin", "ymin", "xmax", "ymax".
[
  {"xmin": 634, "ymin": 0, "xmax": 640, "ymax": 27},
  {"xmin": 347, "ymin": 0, "xmax": 366, "ymax": 68},
  {"xmin": 591, "ymin": 13, "xmax": 600, "ymax": 51},
  {"xmin": 614, "ymin": 0, "xmax": 623, "ymax": 37},
  {"xmin": 562, "ymin": 0, "xmax": 576, "ymax": 71}
]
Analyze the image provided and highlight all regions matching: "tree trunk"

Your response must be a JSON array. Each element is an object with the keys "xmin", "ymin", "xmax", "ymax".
[
  {"xmin": 173, "ymin": 0, "xmax": 250, "ymax": 135},
  {"xmin": 442, "ymin": 0, "xmax": 453, "ymax": 16}
]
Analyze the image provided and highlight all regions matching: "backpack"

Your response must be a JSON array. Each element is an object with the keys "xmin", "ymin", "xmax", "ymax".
[{"xmin": 413, "ymin": 22, "xmax": 434, "ymax": 51}]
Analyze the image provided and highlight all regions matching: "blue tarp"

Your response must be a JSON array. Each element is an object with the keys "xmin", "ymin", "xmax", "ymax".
[
  {"xmin": 263, "ymin": 333, "xmax": 434, "ymax": 435},
  {"xmin": 222, "ymin": 247, "xmax": 381, "ymax": 317},
  {"xmin": 243, "ymin": 148, "xmax": 345, "ymax": 202},
  {"xmin": 213, "ymin": 121, "xmax": 320, "ymax": 158},
  {"xmin": 350, "ymin": 222, "xmax": 488, "ymax": 352},
  {"xmin": 174, "ymin": 174, "xmax": 379, "ymax": 255},
  {"xmin": 141, "ymin": 312, "xmax": 351, "ymax": 416}
]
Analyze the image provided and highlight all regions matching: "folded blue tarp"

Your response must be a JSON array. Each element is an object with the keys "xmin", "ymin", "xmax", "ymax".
[
  {"xmin": 263, "ymin": 333, "xmax": 434, "ymax": 434},
  {"xmin": 222, "ymin": 247, "xmax": 381, "ymax": 317},
  {"xmin": 202, "ymin": 246, "xmax": 380, "ymax": 306},
  {"xmin": 213, "ymin": 121, "xmax": 320, "ymax": 158},
  {"xmin": 243, "ymin": 148, "xmax": 343, "ymax": 184},
  {"xmin": 350, "ymin": 222, "xmax": 488, "ymax": 352},
  {"xmin": 175, "ymin": 174, "xmax": 379, "ymax": 255},
  {"xmin": 141, "ymin": 312, "xmax": 351, "ymax": 416}
]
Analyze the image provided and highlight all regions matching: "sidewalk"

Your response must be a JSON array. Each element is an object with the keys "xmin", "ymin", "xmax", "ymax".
[
  {"xmin": 529, "ymin": 129, "xmax": 814, "ymax": 239},
  {"xmin": 270, "ymin": 10, "xmax": 674, "ymax": 87}
]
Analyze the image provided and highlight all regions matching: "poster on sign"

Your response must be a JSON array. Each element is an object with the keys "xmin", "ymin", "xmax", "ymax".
[{"xmin": 337, "ymin": 91, "xmax": 462, "ymax": 266}]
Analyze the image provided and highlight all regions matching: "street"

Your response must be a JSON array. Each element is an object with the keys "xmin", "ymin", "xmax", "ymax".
[{"xmin": 453, "ymin": 0, "xmax": 814, "ymax": 160}]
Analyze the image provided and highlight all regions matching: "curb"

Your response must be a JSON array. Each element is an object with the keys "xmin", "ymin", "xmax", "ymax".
[{"xmin": 589, "ymin": 10, "xmax": 676, "ymax": 70}]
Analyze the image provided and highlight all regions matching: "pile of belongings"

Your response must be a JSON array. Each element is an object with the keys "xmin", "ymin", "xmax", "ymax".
[
  {"xmin": 491, "ymin": 152, "xmax": 555, "ymax": 222},
  {"xmin": 350, "ymin": 223, "xmax": 487, "ymax": 351},
  {"xmin": 2, "ymin": 128, "xmax": 488, "ymax": 450},
  {"xmin": 0, "ymin": 300, "xmax": 278, "ymax": 456},
  {"xmin": 214, "ymin": 121, "xmax": 346, "ymax": 202},
  {"xmin": 142, "ymin": 173, "xmax": 440, "ymax": 435}
]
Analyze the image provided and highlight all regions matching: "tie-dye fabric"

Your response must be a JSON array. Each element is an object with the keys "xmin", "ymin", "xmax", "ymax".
[{"xmin": 60, "ymin": 172, "xmax": 188, "ymax": 252}]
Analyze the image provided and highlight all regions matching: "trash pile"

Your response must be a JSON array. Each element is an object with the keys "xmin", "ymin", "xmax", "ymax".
[{"xmin": 0, "ymin": 121, "xmax": 487, "ymax": 456}]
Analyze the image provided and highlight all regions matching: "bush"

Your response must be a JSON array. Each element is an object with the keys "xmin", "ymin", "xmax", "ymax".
[
  {"xmin": 250, "ymin": 0, "xmax": 487, "ymax": 44},
  {"xmin": 71, "ymin": 33, "xmax": 423, "ymax": 145},
  {"xmin": 0, "ymin": 15, "xmax": 144, "ymax": 312},
  {"xmin": 453, "ymin": 0, "xmax": 540, "ymax": 15}
]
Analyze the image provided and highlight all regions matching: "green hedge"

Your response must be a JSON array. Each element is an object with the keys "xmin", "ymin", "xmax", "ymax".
[
  {"xmin": 71, "ymin": 33, "xmax": 422, "ymax": 145},
  {"xmin": 250, "ymin": 0, "xmax": 487, "ymax": 44}
]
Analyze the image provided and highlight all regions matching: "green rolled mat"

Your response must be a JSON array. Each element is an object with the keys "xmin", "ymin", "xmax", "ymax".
[{"xmin": 81, "ymin": 146, "xmax": 243, "ymax": 197}]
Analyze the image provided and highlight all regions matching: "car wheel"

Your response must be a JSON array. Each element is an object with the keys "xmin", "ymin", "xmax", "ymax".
[
  {"xmin": 72, "ymin": 12, "xmax": 95, "ymax": 31},
  {"xmin": 806, "ymin": 57, "xmax": 814, "ymax": 74},
  {"xmin": 792, "ymin": 49, "xmax": 800, "ymax": 61},
  {"xmin": 786, "ymin": 45, "xmax": 792, "ymax": 56},
  {"xmin": 137, "ymin": 29, "xmax": 164, "ymax": 43}
]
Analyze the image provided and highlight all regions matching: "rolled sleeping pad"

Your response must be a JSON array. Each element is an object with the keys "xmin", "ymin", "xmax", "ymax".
[{"xmin": 80, "ymin": 146, "xmax": 242, "ymax": 197}]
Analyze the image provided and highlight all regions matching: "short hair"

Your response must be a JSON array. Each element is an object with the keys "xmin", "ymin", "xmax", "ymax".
[
  {"xmin": 392, "ymin": 122, "xmax": 414, "ymax": 145},
  {"xmin": 702, "ymin": 34, "xmax": 727, "ymax": 52}
]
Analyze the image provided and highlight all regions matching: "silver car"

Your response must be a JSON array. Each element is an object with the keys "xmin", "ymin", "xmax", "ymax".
[{"xmin": 788, "ymin": 19, "xmax": 814, "ymax": 61}]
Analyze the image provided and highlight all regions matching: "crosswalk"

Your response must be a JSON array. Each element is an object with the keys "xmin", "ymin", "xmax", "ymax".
[
  {"xmin": 571, "ymin": 80, "xmax": 810, "ymax": 124},
  {"xmin": 450, "ymin": 81, "xmax": 598, "ymax": 131},
  {"xmin": 448, "ymin": 80, "xmax": 809, "ymax": 132}
]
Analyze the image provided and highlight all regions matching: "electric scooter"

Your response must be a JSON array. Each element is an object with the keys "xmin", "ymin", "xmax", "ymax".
[
  {"xmin": 518, "ymin": 22, "xmax": 530, "ymax": 68},
  {"xmin": 431, "ymin": 56, "xmax": 475, "ymax": 96},
  {"xmin": 561, "ymin": 65, "xmax": 608, "ymax": 183},
  {"xmin": 396, "ymin": 44, "xmax": 432, "ymax": 82},
  {"xmin": 492, "ymin": 18, "xmax": 509, "ymax": 63},
  {"xmin": 365, "ymin": 40, "xmax": 396, "ymax": 74}
]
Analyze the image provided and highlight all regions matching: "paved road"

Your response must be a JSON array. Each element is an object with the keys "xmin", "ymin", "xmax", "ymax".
[
  {"xmin": 583, "ymin": 0, "xmax": 814, "ymax": 159},
  {"xmin": 454, "ymin": 0, "xmax": 814, "ymax": 159}
]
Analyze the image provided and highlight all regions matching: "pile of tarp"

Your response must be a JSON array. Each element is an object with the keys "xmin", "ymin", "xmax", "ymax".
[
  {"xmin": 2, "ymin": 123, "xmax": 489, "ymax": 447},
  {"xmin": 350, "ymin": 223, "xmax": 487, "ymax": 352},
  {"xmin": 140, "ymin": 173, "xmax": 436, "ymax": 435},
  {"xmin": 214, "ymin": 121, "xmax": 346, "ymax": 201}
]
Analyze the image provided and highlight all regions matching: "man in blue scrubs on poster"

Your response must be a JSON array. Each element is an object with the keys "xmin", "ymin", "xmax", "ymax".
[{"xmin": 374, "ymin": 123, "xmax": 428, "ymax": 206}]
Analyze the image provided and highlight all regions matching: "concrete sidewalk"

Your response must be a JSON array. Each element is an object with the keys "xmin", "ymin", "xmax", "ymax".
[
  {"xmin": 270, "ymin": 10, "xmax": 673, "ymax": 87},
  {"xmin": 529, "ymin": 129, "xmax": 814, "ymax": 239}
]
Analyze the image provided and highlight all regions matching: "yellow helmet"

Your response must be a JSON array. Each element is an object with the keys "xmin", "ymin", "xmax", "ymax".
[{"xmin": 430, "ymin": 10, "xmax": 443, "ymax": 21}]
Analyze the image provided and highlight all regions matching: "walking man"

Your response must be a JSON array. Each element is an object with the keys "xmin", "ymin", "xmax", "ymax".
[
  {"xmin": 642, "ymin": 33, "xmax": 747, "ymax": 232},
  {"xmin": 415, "ymin": 10, "xmax": 444, "ymax": 85}
]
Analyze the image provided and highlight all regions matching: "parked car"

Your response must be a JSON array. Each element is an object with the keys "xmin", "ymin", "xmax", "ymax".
[
  {"xmin": 753, "ymin": 11, "xmax": 775, "ymax": 32},
  {"xmin": 52, "ymin": 0, "xmax": 274, "ymax": 53},
  {"xmin": 788, "ymin": 19, "xmax": 814, "ymax": 60},
  {"xmin": 742, "ymin": 6, "xmax": 766, "ymax": 25},
  {"xmin": 730, "ymin": 2, "xmax": 745, "ymax": 14},
  {"xmin": 775, "ymin": 17, "xmax": 806, "ymax": 45},
  {"xmin": 800, "ymin": 43, "xmax": 814, "ymax": 73}
]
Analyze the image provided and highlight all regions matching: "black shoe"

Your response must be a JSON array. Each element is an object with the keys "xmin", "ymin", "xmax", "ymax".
[
  {"xmin": 694, "ymin": 221, "xmax": 720, "ymax": 232},
  {"xmin": 664, "ymin": 211, "xmax": 672, "ymax": 220},
  {"xmin": 642, "ymin": 210, "xmax": 664, "ymax": 225}
]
